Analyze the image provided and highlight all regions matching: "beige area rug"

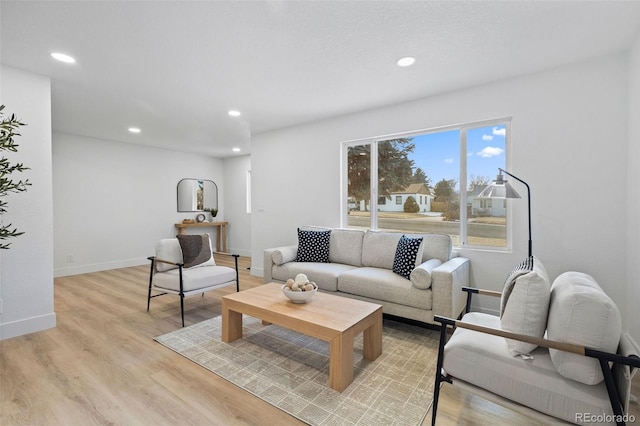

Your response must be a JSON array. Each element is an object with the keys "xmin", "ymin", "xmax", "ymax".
[{"xmin": 155, "ymin": 315, "xmax": 439, "ymax": 426}]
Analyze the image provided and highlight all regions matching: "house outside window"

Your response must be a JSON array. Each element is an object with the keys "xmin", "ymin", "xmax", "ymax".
[{"xmin": 343, "ymin": 119, "xmax": 510, "ymax": 250}]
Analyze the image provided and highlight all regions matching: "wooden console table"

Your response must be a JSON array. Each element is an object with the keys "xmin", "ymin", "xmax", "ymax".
[{"xmin": 175, "ymin": 221, "xmax": 228, "ymax": 253}]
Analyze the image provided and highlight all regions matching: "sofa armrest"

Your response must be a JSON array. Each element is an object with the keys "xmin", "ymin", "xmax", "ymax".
[
  {"xmin": 263, "ymin": 245, "xmax": 297, "ymax": 283},
  {"xmin": 431, "ymin": 257, "xmax": 470, "ymax": 319}
]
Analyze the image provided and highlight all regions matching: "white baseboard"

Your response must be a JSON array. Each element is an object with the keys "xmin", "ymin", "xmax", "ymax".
[
  {"xmin": 54, "ymin": 258, "xmax": 148, "ymax": 277},
  {"xmin": 1, "ymin": 312, "xmax": 56, "ymax": 340}
]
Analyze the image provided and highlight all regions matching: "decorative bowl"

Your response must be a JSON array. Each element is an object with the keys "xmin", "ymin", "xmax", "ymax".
[{"xmin": 281, "ymin": 283, "xmax": 318, "ymax": 304}]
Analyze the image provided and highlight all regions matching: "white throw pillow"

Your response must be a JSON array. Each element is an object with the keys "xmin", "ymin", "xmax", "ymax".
[
  {"xmin": 547, "ymin": 272, "xmax": 621, "ymax": 385},
  {"xmin": 410, "ymin": 258, "xmax": 442, "ymax": 290},
  {"xmin": 500, "ymin": 256, "xmax": 550, "ymax": 356},
  {"xmin": 272, "ymin": 246, "xmax": 297, "ymax": 266}
]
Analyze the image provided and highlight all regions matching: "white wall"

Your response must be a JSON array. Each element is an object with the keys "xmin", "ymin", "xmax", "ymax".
[
  {"xmin": 251, "ymin": 54, "xmax": 633, "ymax": 328},
  {"xmin": 53, "ymin": 133, "xmax": 224, "ymax": 276},
  {"xmin": 0, "ymin": 66, "xmax": 56, "ymax": 340},
  {"xmin": 223, "ymin": 155, "xmax": 251, "ymax": 257},
  {"xmin": 627, "ymin": 34, "xmax": 640, "ymax": 346}
]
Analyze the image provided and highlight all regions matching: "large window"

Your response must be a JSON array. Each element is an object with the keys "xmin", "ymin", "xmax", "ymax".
[{"xmin": 343, "ymin": 119, "xmax": 510, "ymax": 250}]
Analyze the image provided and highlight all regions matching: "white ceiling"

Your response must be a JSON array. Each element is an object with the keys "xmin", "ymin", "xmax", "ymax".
[{"xmin": 1, "ymin": 1, "xmax": 639, "ymax": 157}]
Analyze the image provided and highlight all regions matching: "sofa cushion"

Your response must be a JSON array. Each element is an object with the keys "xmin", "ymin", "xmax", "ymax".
[
  {"xmin": 415, "ymin": 233, "xmax": 452, "ymax": 263},
  {"xmin": 444, "ymin": 312, "xmax": 616, "ymax": 424},
  {"xmin": 328, "ymin": 228, "xmax": 365, "ymax": 266},
  {"xmin": 410, "ymin": 258, "xmax": 442, "ymax": 290},
  {"xmin": 296, "ymin": 228, "xmax": 331, "ymax": 263},
  {"xmin": 547, "ymin": 272, "xmax": 622, "ymax": 385},
  {"xmin": 500, "ymin": 256, "xmax": 550, "ymax": 356},
  {"xmin": 338, "ymin": 267, "xmax": 432, "ymax": 310},
  {"xmin": 154, "ymin": 238, "xmax": 183, "ymax": 272},
  {"xmin": 301, "ymin": 226, "xmax": 365, "ymax": 266},
  {"xmin": 272, "ymin": 262, "xmax": 358, "ymax": 292},
  {"xmin": 361, "ymin": 231, "xmax": 402, "ymax": 269},
  {"xmin": 177, "ymin": 234, "xmax": 216, "ymax": 268},
  {"xmin": 392, "ymin": 235, "xmax": 424, "ymax": 279}
]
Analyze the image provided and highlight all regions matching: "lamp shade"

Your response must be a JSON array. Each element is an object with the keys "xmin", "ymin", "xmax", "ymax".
[{"xmin": 477, "ymin": 174, "xmax": 521, "ymax": 199}]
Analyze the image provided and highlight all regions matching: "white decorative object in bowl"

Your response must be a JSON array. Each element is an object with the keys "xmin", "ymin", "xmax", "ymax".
[{"xmin": 281, "ymin": 273, "xmax": 318, "ymax": 303}]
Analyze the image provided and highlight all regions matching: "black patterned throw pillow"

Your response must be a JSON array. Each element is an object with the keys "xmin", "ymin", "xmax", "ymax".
[
  {"xmin": 392, "ymin": 235, "xmax": 424, "ymax": 279},
  {"xmin": 176, "ymin": 234, "xmax": 214, "ymax": 268},
  {"xmin": 296, "ymin": 228, "xmax": 331, "ymax": 263}
]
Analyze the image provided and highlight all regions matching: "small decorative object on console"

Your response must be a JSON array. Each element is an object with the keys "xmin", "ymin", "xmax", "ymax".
[
  {"xmin": 182, "ymin": 218, "xmax": 195, "ymax": 224},
  {"xmin": 282, "ymin": 273, "xmax": 318, "ymax": 303}
]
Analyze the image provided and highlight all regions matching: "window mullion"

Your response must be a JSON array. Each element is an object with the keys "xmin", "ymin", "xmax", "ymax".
[
  {"xmin": 460, "ymin": 129, "xmax": 468, "ymax": 247},
  {"xmin": 370, "ymin": 141, "xmax": 378, "ymax": 230}
]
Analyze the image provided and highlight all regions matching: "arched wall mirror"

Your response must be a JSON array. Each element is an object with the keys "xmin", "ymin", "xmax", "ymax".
[{"xmin": 177, "ymin": 178, "xmax": 218, "ymax": 212}]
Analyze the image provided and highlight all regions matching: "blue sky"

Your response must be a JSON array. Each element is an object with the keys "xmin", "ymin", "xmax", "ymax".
[{"xmin": 407, "ymin": 124, "xmax": 506, "ymax": 189}]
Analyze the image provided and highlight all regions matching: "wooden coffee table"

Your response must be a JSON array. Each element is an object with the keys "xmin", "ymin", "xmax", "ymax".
[{"xmin": 221, "ymin": 282, "xmax": 383, "ymax": 392}]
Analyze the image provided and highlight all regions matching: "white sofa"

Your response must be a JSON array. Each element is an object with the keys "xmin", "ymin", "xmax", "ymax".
[
  {"xmin": 432, "ymin": 260, "xmax": 640, "ymax": 425},
  {"xmin": 263, "ymin": 227, "xmax": 470, "ymax": 325}
]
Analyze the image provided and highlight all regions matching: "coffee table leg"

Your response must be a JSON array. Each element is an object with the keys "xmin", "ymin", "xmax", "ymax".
[
  {"xmin": 329, "ymin": 329, "xmax": 354, "ymax": 392},
  {"xmin": 363, "ymin": 308, "xmax": 382, "ymax": 361},
  {"xmin": 222, "ymin": 300, "xmax": 243, "ymax": 343}
]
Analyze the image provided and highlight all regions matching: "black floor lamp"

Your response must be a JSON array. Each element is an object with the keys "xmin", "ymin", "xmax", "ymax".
[{"xmin": 477, "ymin": 168, "xmax": 532, "ymax": 257}]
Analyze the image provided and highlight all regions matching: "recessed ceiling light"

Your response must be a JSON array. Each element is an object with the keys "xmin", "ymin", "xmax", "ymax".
[
  {"xmin": 232, "ymin": 147, "xmax": 241, "ymax": 152},
  {"xmin": 51, "ymin": 52, "xmax": 76, "ymax": 64},
  {"xmin": 128, "ymin": 127, "xmax": 141, "ymax": 134},
  {"xmin": 228, "ymin": 110, "xmax": 241, "ymax": 117},
  {"xmin": 396, "ymin": 56, "xmax": 416, "ymax": 67}
]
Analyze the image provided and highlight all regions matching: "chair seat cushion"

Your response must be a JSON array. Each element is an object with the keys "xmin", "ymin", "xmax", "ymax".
[
  {"xmin": 153, "ymin": 265, "xmax": 236, "ymax": 293},
  {"xmin": 443, "ymin": 312, "xmax": 615, "ymax": 424}
]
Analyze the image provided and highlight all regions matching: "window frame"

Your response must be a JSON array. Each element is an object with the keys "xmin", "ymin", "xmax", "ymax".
[{"xmin": 341, "ymin": 117, "xmax": 512, "ymax": 251}]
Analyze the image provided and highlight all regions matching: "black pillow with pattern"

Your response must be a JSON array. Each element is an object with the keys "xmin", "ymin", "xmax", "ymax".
[
  {"xmin": 392, "ymin": 235, "xmax": 424, "ymax": 279},
  {"xmin": 296, "ymin": 228, "xmax": 331, "ymax": 263},
  {"xmin": 176, "ymin": 234, "xmax": 214, "ymax": 268}
]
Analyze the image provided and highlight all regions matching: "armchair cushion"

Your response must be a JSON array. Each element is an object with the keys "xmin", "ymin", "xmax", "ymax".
[
  {"xmin": 499, "ymin": 256, "xmax": 550, "ymax": 356},
  {"xmin": 410, "ymin": 258, "xmax": 442, "ymax": 289},
  {"xmin": 177, "ymin": 234, "xmax": 215, "ymax": 268},
  {"xmin": 443, "ymin": 312, "xmax": 616, "ymax": 424},
  {"xmin": 154, "ymin": 238, "xmax": 183, "ymax": 272},
  {"xmin": 392, "ymin": 235, "xmax": 424, "ymax": 279},
  {"xmin": 547, "ymin": 272, "xmax": 622, "ymax": 385},
  {"xmin": 152, "ymin": 265, "xmax": 236, "ymax": 293}
]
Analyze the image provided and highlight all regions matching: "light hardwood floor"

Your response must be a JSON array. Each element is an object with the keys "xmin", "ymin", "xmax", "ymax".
[{"xmin": 1, "ymin": 256, "xmax": 638, "ymax": 425}]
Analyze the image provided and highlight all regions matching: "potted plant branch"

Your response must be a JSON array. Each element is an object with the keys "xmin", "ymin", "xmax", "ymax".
[{"xmin": 0, "ymin": 105, "xmax": 31, "ymax": 249}]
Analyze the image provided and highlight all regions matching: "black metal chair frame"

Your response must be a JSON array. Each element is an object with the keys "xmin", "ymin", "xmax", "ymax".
[
  {"xmin": 147, "ymin": 251, "xmax": 240, "ymax": 327},
  {"xmin": 432, "ymin": 287, "xmax": 640, "ymax": 426}
]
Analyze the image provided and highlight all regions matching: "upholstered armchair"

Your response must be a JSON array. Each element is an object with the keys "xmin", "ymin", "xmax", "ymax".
[
  {"xmin": 431, "ymin": 257, "xmax": 639, "ymax": 426},
  {"xmin": 147, "ymin": 234, "xmax": 239, "ymax": 327}
]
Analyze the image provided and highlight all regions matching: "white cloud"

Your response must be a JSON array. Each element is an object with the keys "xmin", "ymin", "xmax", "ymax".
[
  {"xmin": 492, "ymin": 127, "xmax": 506, "ymax": 137},
  {"xmin": 477, "ymin": 146, "xmax": 504, "ymax": 158},
  {"xmin": 482, "ymin": 134, "xmax": 494, "ymax": 141},
  {"xmin": 444, "ymin": 158, "xmax": 454, "ymax": 164}
]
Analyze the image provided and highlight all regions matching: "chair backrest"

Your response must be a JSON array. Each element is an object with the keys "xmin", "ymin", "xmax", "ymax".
[{"xmin": 154, "ymin": 238, "xmax": 183, "ymax": 272}]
